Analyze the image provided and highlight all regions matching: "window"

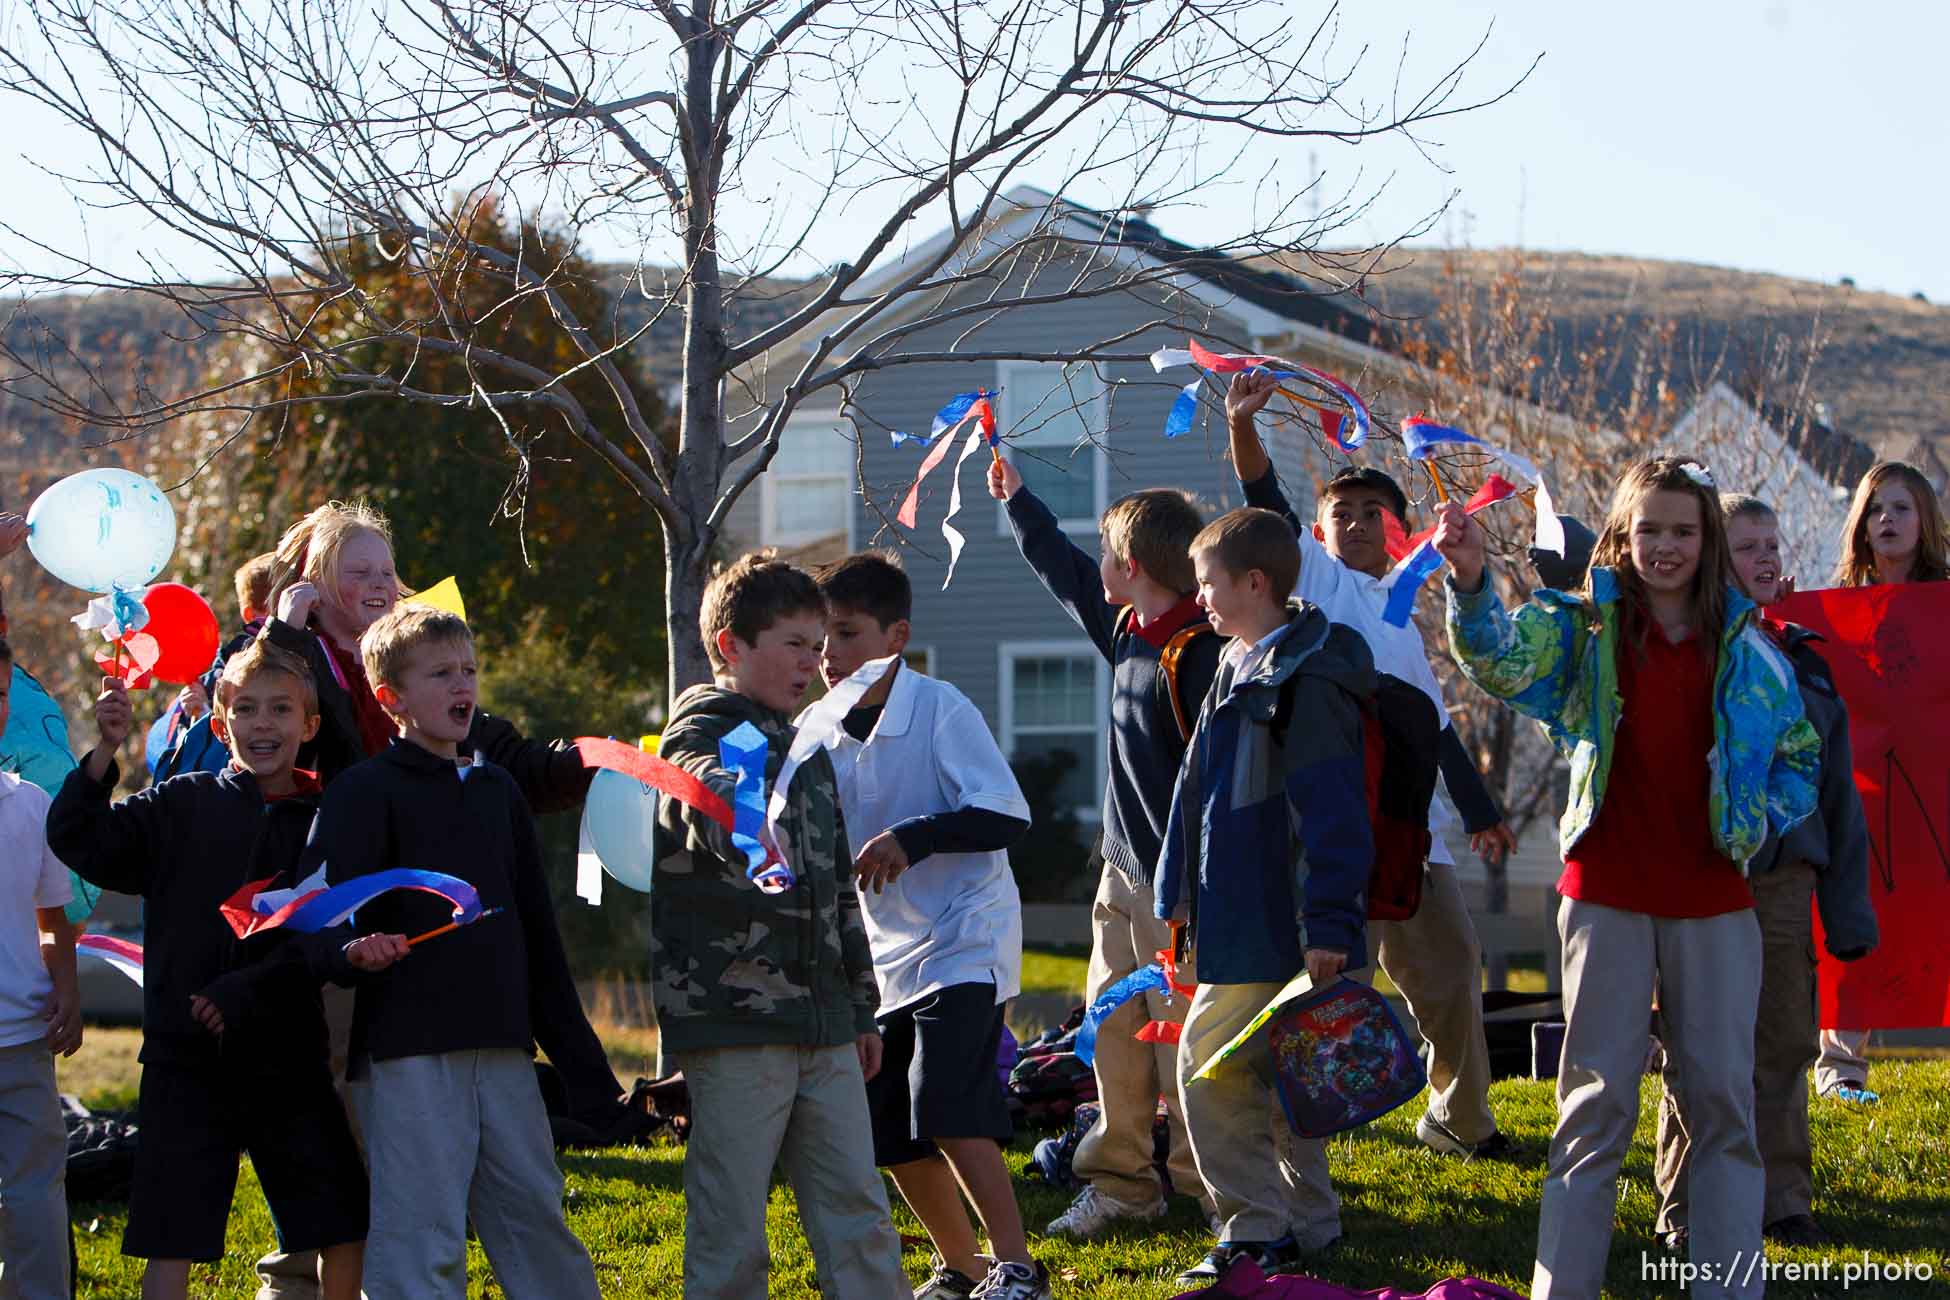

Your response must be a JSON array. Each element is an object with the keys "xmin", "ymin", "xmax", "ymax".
[
  {"xmin": 999, "ymin": 643, "xmax": 1107, "ymax": 817},
  {"xmin": 902, "ymin": 646, "xmax": 935, "ymax": 676},
  {"xmin": 995, "ymin": 361, "xmax": 1108, "ymax": 534},
  {"xmin": 761, "ymin": 415, "xmax": 853, "ymax": 547}
]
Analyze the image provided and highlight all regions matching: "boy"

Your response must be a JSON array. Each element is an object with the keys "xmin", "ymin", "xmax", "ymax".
[
  {"xmin": 1226, "ymin": 370, "xmax": 1517, "ymax": 1159},
  {"xmin": 1651, "ymin": 494, "xmax": 1878, "ymax": 1250},
  {"xmin": 653, "ymin": 553, "xmax": 906, "ymax": 1300},
  {"xmin": 307, "ymin": 605, "xmax": 600, "ymax": 1299},
  {"xmin": 47, "ymin": 641, "xmax": 370, "ymax": 1300},
  {"xmin": 0, "ymin": 635, "xmax": 80, "ymax": 1298},
  {"xmin": 988, "ymin": 458, "xmax": 1221, "ymax": 1236},
  {"xmin": 812, "ymin": 553, "xmax": 1044, "ymax": 1300},
  {"xmin": 1156, "ymin": 508, "xmax": 1376, "ymax": 1285}
]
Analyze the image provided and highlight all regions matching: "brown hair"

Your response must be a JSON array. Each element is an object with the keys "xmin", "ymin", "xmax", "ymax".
[
  {"xmin": 816, "ymin": 551, "xmax": 911, "ymax": 627},
  {"xmin": 234, "ymin": 552, "xmax": 279, "ymax": 622},
  {"xmin": 266, "ymin": 502, "xmax": 399, "ymax": 626},
  {"xmin": 1189, "ymin": 507, "xmax": 1302, "ymax": 604},
  {"xmin": 1833, "ymin": 461, "xmax": 1949, "ymax": 587},
  {"xmin": 1719, "ymin": 493, "xmax": 1777, "ymax": 525},
  {"xmin": 1101, "ymin": 489, "xmax": 1203, "ymax": 594},
  {"xmin": 701, "ymin": 552, "xmax": 825, "ymax": 672},
  {"xmin": 359, "ymin": 605, "xmax": 473, "ymax": 690},
  {"xmin": 1584, "ymin": 457, "xmax": 1731, "ymax": 649},
  {"xmin": 215, "ymin": 638, "xmax": 318, "ymax": 716}
]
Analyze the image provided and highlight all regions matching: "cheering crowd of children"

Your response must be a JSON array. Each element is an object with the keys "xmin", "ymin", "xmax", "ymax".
[{"xmin": 0, "ymin": 398, "xmax": 1930, "ymax": 1297}]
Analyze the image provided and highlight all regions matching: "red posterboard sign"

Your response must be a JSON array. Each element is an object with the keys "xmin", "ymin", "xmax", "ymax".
[{"xmin": 1771, "ymin": 583, "xmax": 1950, "ymax": 1031}]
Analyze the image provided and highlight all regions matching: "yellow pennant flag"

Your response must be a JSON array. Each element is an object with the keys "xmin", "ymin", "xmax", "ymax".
[{"xmin": 412, "ymin": 576, "xmax": 467, "ymax": 621}]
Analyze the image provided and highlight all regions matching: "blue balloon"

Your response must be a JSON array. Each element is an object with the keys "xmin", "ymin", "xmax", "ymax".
[
  {"xmin": 583, "ymin": 767, "xmax": 656, "ymax": 893},
  {"xmin": 26, "ymin": 467, "xmax": 176, "ymax": 593}
]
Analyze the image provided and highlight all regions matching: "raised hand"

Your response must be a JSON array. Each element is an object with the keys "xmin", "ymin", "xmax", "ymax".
[
  {"xmin": 987, "ymin": 456, "xmax": 1022, "ymax": 501},
  {"xmin": 277, "ymin": 580, "xmax": 320, "ymax": 627},
  {"xmin": 1225, "ymin": 370, "xmax": 1281, "ymax": 427},
  {"xmin": 95, "ymin": 677, "xmax": 133, "ymax": 750},
  {"xmin": 1432, "ymin": 501, "xmax": 1486, "ymax": 591}
]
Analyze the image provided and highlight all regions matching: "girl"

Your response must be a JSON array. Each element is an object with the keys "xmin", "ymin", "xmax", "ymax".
[
  {"xmin": 1814, "ymin": 461, "xmax": 1948, "ymax": 1103},
  {"xmin": 1433, "ymin": 457, "xmax": 1820, "ymax": 1300}
]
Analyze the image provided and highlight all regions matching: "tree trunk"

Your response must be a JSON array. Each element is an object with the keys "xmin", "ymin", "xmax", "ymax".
[{"xmin": 665, "ymin": 533, "xmax": 715, "ymax": 700}]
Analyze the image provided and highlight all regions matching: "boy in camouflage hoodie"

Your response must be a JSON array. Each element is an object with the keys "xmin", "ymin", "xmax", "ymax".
[{"xmin": 653, "ymin": 554, "xmax": 906, "ymax": 1300}]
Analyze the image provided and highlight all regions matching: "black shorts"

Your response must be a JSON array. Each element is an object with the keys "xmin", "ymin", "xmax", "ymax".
[
  {"xmin": 866, "ymin": 981, "xmax": 1013, "ymax": 1167},
  {"xmin": 123, "ymin": 1060, "xmax": 368, "ymax": 1262}
]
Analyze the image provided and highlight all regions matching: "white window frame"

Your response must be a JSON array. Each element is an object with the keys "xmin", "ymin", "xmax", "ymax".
[
  {"xmin": 993, "ymin": 361, "xmax": 1110, "ymax": 536},
  {"xmin": 997, "ymin": 640, "xmax": 1109, "ymax": 822},
  {"xmin": 759, "ymin": 413, "xmax": 854, "ymax": 548},
  {"xmin": 901, "ymin": 645, "xmax": 935, "ymax": 676}
]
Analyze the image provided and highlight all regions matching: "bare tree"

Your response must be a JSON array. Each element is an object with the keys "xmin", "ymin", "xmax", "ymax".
[{"xmin": 0, "ymin": 0, "xmax": 1529, "ymax": 694}]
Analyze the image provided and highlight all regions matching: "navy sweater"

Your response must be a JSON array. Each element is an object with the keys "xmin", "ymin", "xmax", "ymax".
[{"xmin": 1006, "ymin": 487, "xmax": 1223, "ymax": 886}]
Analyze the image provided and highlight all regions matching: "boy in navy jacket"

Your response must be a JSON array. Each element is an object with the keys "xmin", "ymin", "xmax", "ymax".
[
  {"xmin": 1155, "ymin": 509, "xmax": 1376, "ymax": 1287},
  {"xmin": 48, "ymin": 640, "xmax": 371, "ymax": 1300}
]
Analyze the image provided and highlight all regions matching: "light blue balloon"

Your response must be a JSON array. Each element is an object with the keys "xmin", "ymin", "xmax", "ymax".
[
  {"xmin": 26, "ymin": 467, "xmax": 177, "ymax": 593},
  {"xmin": 584, "ymin": 767, "xmax": 656, "ymax": 893}
]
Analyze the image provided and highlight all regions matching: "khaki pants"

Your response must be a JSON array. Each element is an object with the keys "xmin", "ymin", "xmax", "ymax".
[
  {"xmin": 0, "ymin": 1041, "xmax": 70, "ymax": 1300},
  {"xmin": 1371, "ymin": 859, "xmax": 1495, "ymax": 1143},
  {"xmin": 676, "ymin": 1043, "xmax": 905, "ymax": 1300},
  {"xmin": 1176, "ymin": 979, "xmax": 1340, "ymax": 1248},
  {"xmin": 1814, "ymin": 1028, "xmax": 1871, "ymax": 1096},
  {"xmin": 1071, "ymin": 865, "xmax": 1204, "ymax": 1208},
  {"xmin": 1656, "ymin": 862, "xmax": 1818, "ymax": 1231},
  {"xmin": 1534, "ymin": 899, "xmax": 1762, "ymax": 1300}
]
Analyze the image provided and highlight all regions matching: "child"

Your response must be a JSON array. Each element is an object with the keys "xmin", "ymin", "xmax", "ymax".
[
  {"xmin": 653, "ymin": 553, "xmax": 906, "ymax": 1300},
  {"xmin": 1814, "ymin": 460, "xmax": 1949, "ymax": 1103},
  {"xmin": 811, "ymin": 553, "xmax": 1044, "ymax": 1300},
  {"xmin": 0, "ymin": 635, "xmax": 80, "ymax": 1298},
  {"xmin": 306, "ymin": 605, "xmax": 600, "ymax": 1299},
  {"xmin": 47, "ymin": 641, "xmax": 371, "ymax": 1300},
  {"xmin": 1225, "ymin": 370, "xmax": 1516, "ymax": 1158},
  {"xmin": 988, "ymin": 457, "xmax": 1221, "ymax": 1236},
  {"xmin": 1650, "ymin": 493, "xmax": 1878, "ymax": 1252},
  {"xmin": 1434, "ymin": 457, "xmax": 1821, "ymax": 1300},
  {"xmin": 1154, "ymin": 508, "xmax": 1376, "ymax": 1286}
]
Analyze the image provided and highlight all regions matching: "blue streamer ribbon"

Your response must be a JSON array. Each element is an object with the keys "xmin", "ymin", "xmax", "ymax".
[
  {"xmin": 278, "ymin": 868, "xmax": 483, "ymax": 933},
  {"xmin": 1164, "ymin": 379, "xmax": 1201, "ymax": 438},
  {"xmin": 1401, "ymin": 416, "xmax": 1486, "ymax": 460},
  {"xmin": 1075, "ymin": 963, "xmax": 1172, "ymax": 1069},
  {"xmin": 720, "ymin": 721, "xmax": 792, "ymax": 893},
  {"xmin": 1380, "ymin": 538, "xmax": 1447, "ymax": 628},
  {"xmin": 889, "ymin": 430, "xmax": 936, "ymax": 449}
]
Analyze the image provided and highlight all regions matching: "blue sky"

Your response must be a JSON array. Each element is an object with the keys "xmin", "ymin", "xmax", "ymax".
[{"xmin": 2, "ymin": 0, "xmax": 1942, "ymax": 302}]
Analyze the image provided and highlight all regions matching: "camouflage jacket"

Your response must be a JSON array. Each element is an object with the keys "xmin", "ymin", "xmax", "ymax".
[{"xmin": 651, "ymin": 684, "xmax": 878, "ymax": 1054}]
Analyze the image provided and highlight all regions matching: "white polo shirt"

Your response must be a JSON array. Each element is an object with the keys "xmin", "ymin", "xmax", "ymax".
[
  {"xmin": 810, "ymin": 665, "xmax": 1032, "ymax": 1014},
  {"xmin": 0, "ymin": 772, "xmax": 73, "ymax": 1048}
]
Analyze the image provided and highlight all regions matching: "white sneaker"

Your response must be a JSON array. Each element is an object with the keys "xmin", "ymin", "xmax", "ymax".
[
  {"xmin": 1043, "ymin": 1184, "xmax": 1166, "ymax": 1239},
  {"xmin": 970, "ymin": 1259, "xmax": 1053, "ymax": 1300}
]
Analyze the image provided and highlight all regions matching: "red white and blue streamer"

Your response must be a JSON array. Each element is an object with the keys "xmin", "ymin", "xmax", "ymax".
[
  {"xmin": 1151, "ymin": 340, "xmax": 1370, "ymax": 451},
  {"xmin": 220, "ymin": 867, "xmax": 484, "ymax": 939},
  {"xmin": 77, "ymin": 934, "xmax": 144, "ymax": 987},
  {"xmin": 719, "ymin": 722, "xmax": 792, "ymax": 894},
  {"xmin": 893, "ymin": 389, "xmax": 1000, "ymax": 590},
  {"xmin": 1379, "ymin": 473, "xmax": 1526, "ymax": 627}
]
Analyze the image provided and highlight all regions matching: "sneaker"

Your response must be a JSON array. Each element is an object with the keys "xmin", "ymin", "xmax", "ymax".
[
  {"xmin": 1175, "ymin": 1237, "xmax": 1304, "ymax": 1287},
  {"xmin": 1659, "ymin": 1228, "xmax": 1689, "ymax": 1254},
  {"xmin": 1824, "ymin": 1081, "xmax": 1881, "ymax": 1105},
  {"xmin": 1764, "ymin": 1214, "xmax": 1833, "ymax": 1248},
  {"xmin": 1416, "ymin": 1114, "xmax": 1515, "ymax": 1160},
  {"xmin": 969, "ymin": 1259, "xmax": 1052, "ymax": 1300},
  {"xmin": 1043, "ymin": 1185, "xmax": 1165, "ymax": 1238},
  {"xmin": 913, "ymin": 1256, "xmax": 980, "ymax": 1299}
]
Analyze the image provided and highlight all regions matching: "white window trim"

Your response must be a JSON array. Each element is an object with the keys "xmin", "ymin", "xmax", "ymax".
[
  {"xmin": 997, "ymin": 639, "xmax": 1108, "ymax": 822},
  {"xmin": 993, "ymin": 361, "xmax": 1110, "ymax": 537},
  {"xmin": 759, "ymin": 412, "xmax": 854, "ymax": 548},
  {"xmin": 902, "ymin": 645, "xmax": 935, "ymax": 676}
]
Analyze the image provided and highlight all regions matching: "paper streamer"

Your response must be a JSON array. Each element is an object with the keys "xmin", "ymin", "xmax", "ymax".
[
  {"xmin": 575, "ymin": 816, "xmax": 605, "ymax": 906},
  {"xmin": 894, "ymin": 390, "xmax": 999, "ymax": 533},
  {"xmin": 1075, "ymin": 963, "xmax": 1171, "ymax": 1069},
  {"xmin": 1396, "ymin": 415, "xmax": 1566, "ymax": 573},
  {"xmin": 575, "ymin": 736, "xmax": 735, "ymax": 831},
  {"xmin": 1152, "ymin": 341, "xmax": 1370, "ymax": 451},
  {"xmin": 719, "ymin": 721, "xmax": 790, "ymax": 893},
  {"xmin": 1379, "ymin": 474, "xmax": 1525, "ymax": 627},
  {"xmin": 220, "ymin": 866, "xmax": 483, "ymax": 939},
  {"xmin": 938, "ymin": 421, "xmax": 989, "ymax": 589},
  {"xmin": 764, "ymin": 655, "xmax": 902, "ymax": 885},
  {"xmin": 77, "ymin": 934, "xmax": 144, "ymax": 987},
  {"xmin": 72, "ymin": 584, "xmax": 149, "ymax": 639}
]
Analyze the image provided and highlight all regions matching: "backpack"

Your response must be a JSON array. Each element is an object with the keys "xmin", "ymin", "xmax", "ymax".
[
  {"xmin": 1271, "ymin": 671, "xmax": 1439, "ymax": 921},
  {"xmin": 1115, "ymin": 606, "xmax": 1219, "ymax": 744}
]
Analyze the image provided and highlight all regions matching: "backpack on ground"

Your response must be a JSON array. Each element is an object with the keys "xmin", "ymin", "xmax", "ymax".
[
  {"xmin": 63, "ymin": 1096, "xmax": 140, "ymax": 1203},
  {"xmin": 1115, "ymin": 606, "xmax": 1219, "ymax": 744},
  {"xmin": 1271, "ymin": 671, "xmax": 1439, "ymax": 922}
]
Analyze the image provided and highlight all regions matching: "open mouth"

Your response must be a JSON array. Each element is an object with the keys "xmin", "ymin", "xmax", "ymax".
[
  {"xmin": 244, "ymin": 739, "xmax": 284, "ymax": 759},
  {"xmin": 448, "ymin": 702, "xmax": 474, "ymax": 726}
]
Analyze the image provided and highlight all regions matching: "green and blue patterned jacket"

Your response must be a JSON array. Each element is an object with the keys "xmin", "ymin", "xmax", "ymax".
[{"xmin": 1445, "ymin": 566, "xmax": 1820, "ymax": 869}]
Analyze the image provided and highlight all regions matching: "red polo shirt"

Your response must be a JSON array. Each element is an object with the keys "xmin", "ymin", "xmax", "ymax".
[{"xmin": 1559, "ymin": 620, "xmax": 1754, "ymax": 918}]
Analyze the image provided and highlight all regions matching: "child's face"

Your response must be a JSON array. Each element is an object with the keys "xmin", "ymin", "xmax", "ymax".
[
  {"xmin": 1098, "ymin": 541, "xmax": 1136, "ymax": 606},
  {"xmin": 724, "ymin": 612, "xmax": 824, "ymax": 714},
  {"xmin": 1193, "ymin": 550, "xmax": 1275, "ymax": 639},
  {"xmin": 1866, "ymin": 479, "xmax": 1922, "ymax": 569},
  {"xmin": 212, "ymin": 673, "xmax": 320, "ymax": 781},
  {"xmin": 1629, "ymin": 489, "xmax": 1704, "ymax": 597},
  {"xmin": 325, "ymin": 531, "xmax": 399, "ymax": 640},
  {"xmin": 1726, "ymin": 513, "xmax": 1783, "ymax": 605},
  {"xmin": 1316, "ymin": 487, "xmax": 1396, "ymax": 579},
  {"xmin": 821, "ymin": 605, "xmax": 908, "ymax": 689},
  {"xmin": 379, "ymin": 638, "xmax": 478, "ymax": 757}
]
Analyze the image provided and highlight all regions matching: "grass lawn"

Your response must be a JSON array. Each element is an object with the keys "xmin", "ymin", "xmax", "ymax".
[
  {"xmin": 57, "ymin": 1024, "xmax": 1949, "ymax": 1298},
  {"xmin": 1018, "ymin": 946, "xmax": 1555, "ymax": 1002}
]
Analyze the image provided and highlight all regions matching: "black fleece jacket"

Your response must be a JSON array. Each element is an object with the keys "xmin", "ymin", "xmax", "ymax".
[
  {"xmin": 47, "ymin": 763, "xmax": 328, "ymax": 1068},
  {"xmin": 307, "ymin": 740, "xmax": 605, "ymax": 1076}
]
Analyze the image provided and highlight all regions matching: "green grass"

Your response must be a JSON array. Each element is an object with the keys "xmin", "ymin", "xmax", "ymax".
[
  {"xmin": 1018, "ymin": 946, "xmax": 1554, "ymax": 1001},
  {"xmin": 57, "ymin": 1027, "xmax": 1950, "ymax": 1297}
]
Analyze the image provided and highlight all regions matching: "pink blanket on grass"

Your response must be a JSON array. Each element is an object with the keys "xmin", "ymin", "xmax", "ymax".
[{"xmin": 1170, "ymin": 1258, "xmax": 1526, "ymax": 1300}]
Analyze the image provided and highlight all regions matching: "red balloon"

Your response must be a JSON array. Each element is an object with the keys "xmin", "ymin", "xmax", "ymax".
[{"xmin": 140, "ymin": 582, "xmax": 220, "ymax": 686}]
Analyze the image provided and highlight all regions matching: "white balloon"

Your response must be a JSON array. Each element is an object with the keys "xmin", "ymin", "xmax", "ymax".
[
  {"xmin": 26, "ymin": 468, "xmax": 176, "ymax": 593},
  {"xmin": 583, "ymin": 768, "xmax": 657, "ymax": 892}
]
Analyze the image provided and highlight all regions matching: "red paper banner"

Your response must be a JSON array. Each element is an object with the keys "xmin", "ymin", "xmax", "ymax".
[{"xmin": 1769, "ymin": 583, "xmax": 1950, "ymax": 1030}]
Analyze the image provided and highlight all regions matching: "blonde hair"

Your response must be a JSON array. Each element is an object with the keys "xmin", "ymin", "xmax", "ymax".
[
  {"xmin": 1100, "ymin": 489, "xmax": 1203, "ymax": 594},
  {"xmin": 215, "ymin": 638, "xmax": 318, "ymax": 716},
  {"xmin": 1585, "ymin": 457, "xmax": 1731, "ymax": 649},
  {"xmin": 266, "ymin": 502, "xmax": 399, "ymax": 626},
  {"xmin": 360, "ymin": 605, "xmax": 473, "ymax": 690},
  {"xmin": 1833, "ymin": 461, "xmax": 1949, "ymax": 587},
  {"xmin": 1189, "ymin": 507, "xmax": 1301, "ymax": 603}
]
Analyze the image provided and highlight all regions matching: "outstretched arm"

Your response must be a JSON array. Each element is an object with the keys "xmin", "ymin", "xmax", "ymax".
[{"xmin": 989, "ymin": 458, "xmax": 1120, "ymax": 660}]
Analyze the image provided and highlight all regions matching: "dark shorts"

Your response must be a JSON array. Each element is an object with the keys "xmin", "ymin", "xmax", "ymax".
[
  {"xmin": 123, "ymin": 1060, "xmax": 368, "ymax": 1262},
  {"xmin": 866, "ymin": 981, "xmax": 1013, "ymax": 1167}
]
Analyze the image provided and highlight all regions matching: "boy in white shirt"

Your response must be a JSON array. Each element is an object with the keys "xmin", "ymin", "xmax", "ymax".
[
  {"xmin": 810, "ymin": 553, "xmax": 1046, "ymax": 1300},
  {"xmin": 1226, "ymin": 369, "xmax": 1518, "ymax": 1159},
  {"xmin": 0, "ymin": 636, "xmax": 81, "ymax": 1297}
]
